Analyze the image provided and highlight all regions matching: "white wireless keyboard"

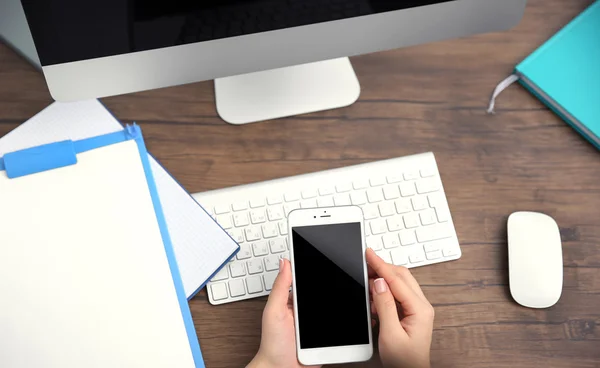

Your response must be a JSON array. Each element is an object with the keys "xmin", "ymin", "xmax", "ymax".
[{"xmin": 193, "ymin": 152, "xmax": 461, "ymax": 305}]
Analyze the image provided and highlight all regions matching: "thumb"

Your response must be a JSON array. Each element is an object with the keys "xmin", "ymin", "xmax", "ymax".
[
  {"xmin": 372, "ymin": 278, "xmax": 403, "ymax": 335},
  {"xmin": 266, "ymin": 259, "xmax": 292, "ymax": 309}
]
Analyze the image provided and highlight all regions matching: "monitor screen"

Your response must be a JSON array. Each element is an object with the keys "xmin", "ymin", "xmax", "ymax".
[{"xmin": 21, "ymin": 0, "xmax": 455, "ymax": 66}]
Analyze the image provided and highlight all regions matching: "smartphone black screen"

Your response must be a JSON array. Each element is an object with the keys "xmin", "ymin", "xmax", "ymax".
[{"xmin": 292, "ymin": 222, "xmax": 369, "ymax": 349}]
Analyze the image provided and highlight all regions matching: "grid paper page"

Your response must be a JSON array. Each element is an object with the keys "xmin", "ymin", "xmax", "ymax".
[{"xmin": 0, "ymin": 100, "xmax": 238, "ymax": 298}]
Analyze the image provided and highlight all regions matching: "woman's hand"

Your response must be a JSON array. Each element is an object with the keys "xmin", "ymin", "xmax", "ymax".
[
  {"xmin": 247, "ymin": 259, "xmax": 320, "ymax": 368},
  {"xmin": 366, "ymin": 249, "xmax": 435, "ymax": 368}
]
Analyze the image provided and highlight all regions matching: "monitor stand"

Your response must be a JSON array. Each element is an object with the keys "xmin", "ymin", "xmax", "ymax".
[{"xmin": 214, "ymin": 57, "xmax": 360, "ymax": 125}]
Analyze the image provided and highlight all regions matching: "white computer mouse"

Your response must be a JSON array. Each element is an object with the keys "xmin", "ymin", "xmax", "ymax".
[{"xmin": 507, "ymin": 212, "xmax": 563, "ymax": 309}]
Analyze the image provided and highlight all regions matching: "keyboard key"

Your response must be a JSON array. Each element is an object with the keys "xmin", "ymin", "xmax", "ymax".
[
  {"xmin": 280, "ymin": 252, "xmax": 290, "ymax": 261},
  {"xmin": 336, "ymin": 183, "xmax": 352, "ymax": 193},
  {"xmin": 411, "ymin": 196, "xmax": 429, "ymax": 211},
  {"xmin": 252, "ymin": 241, "xmax": 269, "ymax": 256},
  {"xmin": 367, "ymin": 188, "xmax": 384, "ymax": 203},
  {"xmin": 267, "ymin": 205, "xmax": 284, "ymax": 221},
  {"xmin": 366, "ymin": 236, "xmax": 383, "ymax": 251},
  {"xmin": 386, "ymin": 216, "xmax": 404, "ymax": 232},
  {"xmin": 285, "ymin": 192, "xmax": 300, "ymax": 202},
  {"xmin": 426, "ymin": 250, "xmax": 442, "ymax": 260},
  {"xmin": 278, "ymin": 221, "xmax": 288, "ymax": 235},
  {"xmin": 264, "ymin": 272, "xmax": 278, "ymax": 291},
  {"xmin": 334, "ymin": 193, "xmax": 351, "ymax": 206},
  {"xmin": 379, "ymin": 202, "xmax": 395, "ymax": 217},
  {"xmin": 362, "ymin": 204, "xmax": 379, "ymax": 220},
  {"xmin": 353, "ymin": 179, "xmax": 369, "ymax": 190},
  {"xmin": 245, "ymin": 227, "xmax": 262, "ymax": 241},
  {"xmin": 319, "ymin": 187, "xmax": 335, "ymax": 196},
  {"xmin": 383, "ymin": 185, "xmax": 400, "ymax": 200},
  {"xmin": 217, "ymin": 215, "xmax": 233, "ymax": 229},
  {"xmin": 317, "ymin": 196, "xmax": 334, "ymax": 207},
  {"xmin": 211, "ymin": 267, "xmax": 229, "ymax": 281},
  {"xmin": 420, "ymin": 168, "xmax": 436, "ymax": 178},
  {"xmin": 246, "ymin": 276, "xmax": 263, "ymax": 294},
  {"xmin": 262, "ymin": 223, "xmax": 279, "ymax": 238},
  {"xmin": 233, "ymin": 212, "xmax": 250, "ymax": 227},
  {"xmin": 443, "ymin": 247, "xmax": 459, "ymax": 257},
  {"xmin": 215, "ymin": 204, "xmax": 230, "ymax": 215},
  {"xmin": 211, "ymin": 283, "xmax": 228, "ymax": 301},
  {"xmin": 423, "ymin": 239, "xmax": 452, "ymax": 253},
  {"xmin": 229, "ymin": 262, "xmax": 246, "ymax": 278},
  {"xmin": 404, "ymin": 171, "xmax": 419, "ymax": 180},
  {"xmin": 399, "ymin": 182, "xmax": 416, "ymax": 197},
  {"xmin": 232, "ymin": 202, "xmax": 248, "ymax": 211},
  {"xmin": 376, "ymin": 250, "xmax": 392, "ymax": 264},
  {"xmin": 416, "ymin": 178, "xmax": 440, "ymax": 194},
  {"xmin": 428, "ymin": 192, "xmax": 445, "ymax": 208},
  {"xmin": 403, "ymin": 213, "xmax": 420, "ymax": 229},
  {"xmin": 399, "ymin": 230, "xmax": 416, "ymax": 246},
  {"xmin": 416, "ymin": 224, "xmax": 452, "ymax": 243},
  {"xmin": 302, "ymin": 189, "xmax": 317, "ymax": 199},
  {"xmin": 435, "ymin": 207, "xmax": 450, "ymax": 222},
  {"xmin": 409, "ymin": 253, "xmax": 426, "ymax": 264},
  {"xmin": 264, "ymin": 255, "xmax": 280, "ymax": 271},
  {"xmin": 387, "ymin": 174, "xmax": 403, "ymax": 184},
  {"xmin": 390, "ymin": 249, "xmax": 408, "ymax": 266},
  {"xmin": 301, "ymin": 199, "xmax": 317, "ymax": 208},
  {"xmin": 267, "ymin": 195, "xmax": 283, "ymax": 205},
  {"xmin": 232, "ymin": 201, "xmax": 248, "ymax": 211},
  {"xmin": 227, "ymin": 229, "xmax": 245, "ymax": 243},
  {"xmin": 370, "ymin": 177, "xmax": 386, "ymax": 186},
  {"xmin": 419, "ymin": 209, "xmax": 437, "ymax": 226},
  {"xmin": 284, "ymin": 202, "xmax": 300, "ymax": 215},
  {"xmin": 394, "ymin": 199, "xmax": 412, "ymax": 214},
  {"xmin": 250, "ymin": 209, "xmax": 267, "ymax": 224},
  {"xmin": 247, "ymin": 259, "xmax": 264, "ymax": 274},
  {"xmin": 236, "ymin": 244, "xmax": 252, "ymax": 260},
  {"xmin": 250, "ymin": 198, "xmax": 265, "ymax": 208},
  {"xmin": 269, "ymin": 238, "xmax": 287, "ymax": 253},
  {"xmin": 370, "ymin": 219, "xmax": 387, "ymax": 235},
  {"xmin": 229, "ymin": 279, "xmax": 246, "ymax": 297},
  {"xmin": 351, "ymin": 191, "xmax": 367, "ymax": 205},
  {"xmin": 383, "ymin": 233, "xmax": 401, "ymax": 249}
]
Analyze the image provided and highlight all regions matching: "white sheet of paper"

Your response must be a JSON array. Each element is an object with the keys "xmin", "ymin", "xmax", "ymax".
[
  {"xmin": 0, "ymin": 140, "xmax": 196, "ymax": 368},
  {"xmin": 0, "ymin": 100, "xmax": 238, "ymax": 298}
]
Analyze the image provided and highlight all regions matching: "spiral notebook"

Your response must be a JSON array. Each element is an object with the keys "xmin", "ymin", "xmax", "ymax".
[
  {"xmin": 0, "ymin": 126, "xmax": 204, "ymax": 368},
  {"xmin": 0, "ymin": 100, "xmax": 239, "ymax": 298}
]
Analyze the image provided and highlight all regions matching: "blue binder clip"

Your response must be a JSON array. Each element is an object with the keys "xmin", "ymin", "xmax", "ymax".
[
  {"xmin": 1, "ymin": 140, "xmax": 77, "ymax": 179},
  {"xmin": 125, "ymin": 124, "xmax": 142, "ymax": 140}
]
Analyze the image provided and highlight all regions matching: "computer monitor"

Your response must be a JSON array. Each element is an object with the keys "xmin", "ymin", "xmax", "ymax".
[{"xmin": 18, "ymin": 0, "xmax": 526, "ymax": 124}]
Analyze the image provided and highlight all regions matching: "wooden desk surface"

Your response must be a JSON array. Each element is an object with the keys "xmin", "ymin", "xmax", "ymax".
[{"xmin": 1, "ymin": 0, "xmax": 599, "ymax": 367}]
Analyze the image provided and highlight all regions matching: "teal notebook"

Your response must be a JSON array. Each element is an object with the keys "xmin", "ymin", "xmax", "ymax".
[{"xmin": 489, "ymin": 1, "xmax": 600, "ymax": 149}]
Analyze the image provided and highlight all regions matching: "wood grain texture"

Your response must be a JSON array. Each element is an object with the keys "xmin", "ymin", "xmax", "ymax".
[{"xmin": 1, "ymin": 1, "xmax": 599, "ymax": 367}]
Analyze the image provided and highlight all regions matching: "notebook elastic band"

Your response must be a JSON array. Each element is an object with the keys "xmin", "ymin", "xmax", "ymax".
[{"xmin": 487, "ymin": 74, "xmax": 520, "ymax": 114}]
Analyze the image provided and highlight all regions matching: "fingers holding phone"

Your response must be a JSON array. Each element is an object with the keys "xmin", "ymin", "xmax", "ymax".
[{"xmin": 366, "ymin": 249, "xmax": 434, "ymax": 368}]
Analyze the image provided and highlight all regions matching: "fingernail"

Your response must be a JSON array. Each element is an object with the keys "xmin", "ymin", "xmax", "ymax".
[
  {"xmin": 279, "ymin": 258, "xmax": 284, "ymax": 271},
  {"xmin": 374, "ymin": 278, "xmax": 388, "ymax": 294}
]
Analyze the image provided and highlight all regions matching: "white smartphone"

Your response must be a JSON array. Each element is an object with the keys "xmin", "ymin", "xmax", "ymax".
[{"xmin": 287, "ymin": 206, "xmax": 373, "ymax": 365}]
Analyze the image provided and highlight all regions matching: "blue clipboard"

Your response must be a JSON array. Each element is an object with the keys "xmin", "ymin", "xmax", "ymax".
[{"xmin": 0, "ymin": 124, "xmax": 204, "ymax": 368}]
